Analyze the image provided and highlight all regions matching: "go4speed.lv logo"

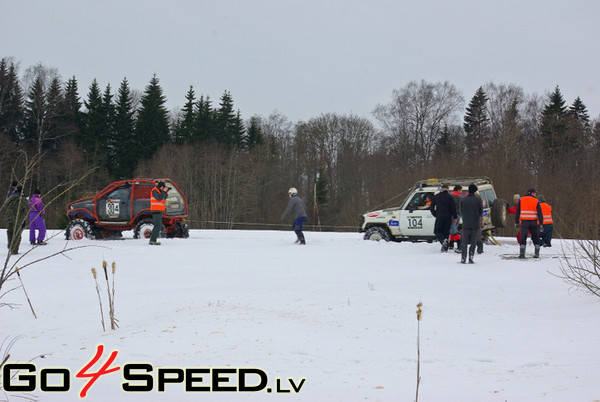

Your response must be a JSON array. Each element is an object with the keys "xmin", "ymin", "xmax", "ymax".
[{"xmin": 2, "ymin": 345, "xmax": 306, "ymax": 397}]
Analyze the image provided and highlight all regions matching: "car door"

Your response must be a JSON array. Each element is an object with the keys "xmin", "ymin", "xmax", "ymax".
[
  {"xmin": 97, "ymin": 184, "xmax": 132, "ymax": 223},
  {"xmin": 479, "ymin": 188, "xmax": 495, "ymax": 230},
  {"xmin": 398, "ymin": 191, "xmax": 436, "ymax": 237}
]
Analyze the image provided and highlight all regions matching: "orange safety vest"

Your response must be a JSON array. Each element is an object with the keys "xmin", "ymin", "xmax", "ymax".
[
  {"xmin": 150, "ymin": 186, "xmax": 166, "ymax": 212},
  {"xmin": 540, "ymin": 202, "xmax": 553, "ymax": 224},
  {"xmin": 519, "ymin": 195, "xmax": 539, "ymax": 221}
]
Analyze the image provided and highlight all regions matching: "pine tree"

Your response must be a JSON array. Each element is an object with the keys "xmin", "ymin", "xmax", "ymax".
[
  {"xmin": 434, "ymin": 124, "xmax": 455, "ymax": 158},
  {"xmin": 44, "ymin": 76, "xmax": 64, "ymax": 151},
  {"xmin": 246, "ymin": 116, "xmax": 264, "ymax": 148},
  {"xmin": 315, "ymin": 168, "xmax": 329, "ymax": 205},
  {"xmin": 22, "ymin": 75, "xmax": 46, "ymax": 151},
  {"xmin": 135, "ymin": 75, "xmax": 170, "ymax": 161},
  {"xmin": 113, "ymin": 78, "xmax": 137, "ymax": 178},
  {"xmin": 569, "ymin": 96, "xmax": 590, "ymax": 127},
  {"xmin": 543, "ymin": 86, "xmax": 567, "ymax": 116},
  {"xmin": 0, "ymin": 58, "xmax": 25, "ymax": 143},
  {"xmin": 173, "ymin": 86, "xmax": 196, "ymax": 144},
  {"xmin": 194, "ymin": 95, "xmax": 213, "ymax": 143},
  {"xmin": 61, "ymin": 76, "xmax": 82, "ymax": 142},
  {"xmin": 540, "ymin": 86, "xmax": 571, "ymax": 159},
  {"xmin": 102, "ymin": 83, "xmax": 118, "ymax": 174},
  {"xmin": 214, "ymin": 91, "xmax": 245, "ymax": 147},
  {"xmin": 233, "ymin": 111, "xmax": 246, "ymax": 147},
  {"xmin": 80, "ymin": 79, "xmax": 105, "ymax": 163},
  {"xmin": 463, "ymin": 86, "xmax": 490, "ymax": 156}
]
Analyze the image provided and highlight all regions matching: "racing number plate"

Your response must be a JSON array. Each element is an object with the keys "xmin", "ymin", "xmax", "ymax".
[
  {"xmin": 106, "ymin": 200, "xmax": 120, "ymax": 218},
  {"xmin": 407, "ymin": 216, "xmax": 423, "ymax": 229}
]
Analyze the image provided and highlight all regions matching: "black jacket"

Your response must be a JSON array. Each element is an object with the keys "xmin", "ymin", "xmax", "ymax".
[
  {"xmin": 460, "ymin": 194, "xmax": 483, "ymax": 229},
  {"xmin": 430, "ymin": 190, "xmax": 457, "ymax": 220}
]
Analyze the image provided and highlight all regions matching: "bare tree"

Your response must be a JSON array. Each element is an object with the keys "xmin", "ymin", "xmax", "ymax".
[
  {"xmin": 559, "ymin": 239, "xmax": 600, "ymax": 297},
  {"xmin": 374, "ymin": 80, "xmax": 464, "ymax": 166}
]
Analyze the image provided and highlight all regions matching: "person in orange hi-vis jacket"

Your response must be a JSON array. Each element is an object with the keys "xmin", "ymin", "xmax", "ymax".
[
  {"xmin": 515, "ymin": 188, "xmax": 543, "ymax": 258},
  {"xmin": 537, "ymin": 194, "xmax": 553, "ymax": 247}
]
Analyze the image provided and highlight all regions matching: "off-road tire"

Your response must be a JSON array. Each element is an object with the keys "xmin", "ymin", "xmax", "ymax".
[
  {"xmin": 134, "ymin": 218, "xmax": 166, "ymax": 239},
  {"xmin": 65, "ymin": 219, "xmax": 94, "ymax": 240},
  {"xmin": 491, "ymin": 198, "xmax": 508, "ymax": 228},
  {"xmin": 363, "ymin": 226, "xmax": 392, "ymax": 242},
  {"xmin": 167, "ymin": 222, "xmax": 190, "ymax": 238}
]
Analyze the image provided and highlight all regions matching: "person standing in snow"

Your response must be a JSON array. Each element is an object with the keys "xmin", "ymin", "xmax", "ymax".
[
  {"xmin": 449, "ymin": 185, "xmax": 463, "ymax": 250},
  {"xmin": 430, "ymin": 183, "xmax": 457, "ymax": 252},
  {"xmin": 149, "ymin": 181, "xmax": 170, "ymax": 245},
  {"xmin": 507, "ymin": 193, "xmax": 521, "ymax": 243},
  {"xmin": 281, "ymin": 187, "xmax": 307, "ymax": 245},
  {"xmin": 6, "ymin": 181, "xmax": 18, "ymax": 199},
  {"xmin": 537, "ymin": 194, "xmax": 553, "ymax": 247},
  {"xmin": 28, "ymin": 189, "xmax": 47, "ymax": 245},
  {"xmin": 5, "ymin": 185, "xmax": 28, "ymax": 254},
  {"xmin": 460, "ymin": 184, "xmax": 483, "ymax": 264},
  {"xmin": 515, "ymin": 188, "xmax": 543, "ymax": 258}
]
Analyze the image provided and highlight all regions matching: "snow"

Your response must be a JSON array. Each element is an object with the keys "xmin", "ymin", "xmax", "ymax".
[{"xmin": 1, "ymin": 229, "xmax": 600, "ymax": 401}]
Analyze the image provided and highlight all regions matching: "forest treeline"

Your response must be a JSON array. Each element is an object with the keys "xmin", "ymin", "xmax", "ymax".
[{"xmin": 1, "ymin": 57, "xmax": 599, "ymax": 239}]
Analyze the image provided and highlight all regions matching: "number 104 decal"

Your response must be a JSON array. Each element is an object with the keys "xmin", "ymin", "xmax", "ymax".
[{"xmin": 407, "ymin": 216, "xmax": 423, "ymax": 229}]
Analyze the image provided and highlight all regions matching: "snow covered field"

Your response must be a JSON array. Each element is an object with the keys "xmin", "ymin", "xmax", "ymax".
[{"xmin": 1, "ymin": 229, "xmax": 599, "ymax": 401}]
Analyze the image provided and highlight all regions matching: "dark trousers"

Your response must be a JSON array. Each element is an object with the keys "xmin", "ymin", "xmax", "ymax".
[
  {"xmin": 520, "ymin": 220, "xmax": 540, "ymax": 246},
  {"xmin": 150, "ymin": 213, "xmax": 163, "ymax": 242},
  {"xmin": 6, "ymin": 223, "xmax": 23, "ymax": 254},
  {"xmin": 292, "ymin": 217, "xmax": 307, "ymax": 235},
  {"xmin": 461, "ymin": 227, "xmax": 480, "ymax": 259},
  {"xmin": 434, "ymin": 218, "xmax": 452, "ymax": 244},
  {"xmin": 540, "ymin": 223, "xmax": 554, "ymax": 246}
]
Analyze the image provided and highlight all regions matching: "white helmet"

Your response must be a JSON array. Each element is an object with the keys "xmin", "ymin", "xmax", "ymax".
[{"xmin": 288, "ymin": 187, "xmax": 298, "ymax": 195}]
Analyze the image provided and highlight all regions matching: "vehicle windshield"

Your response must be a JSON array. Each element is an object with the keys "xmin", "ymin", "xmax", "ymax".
[
  {"xmin": 479, "ymin": 188, "xmax": 496, "ymax": 208},
  {"xmin": 164, "ymin": 182, "xmax": 186, "ymax": 216}
]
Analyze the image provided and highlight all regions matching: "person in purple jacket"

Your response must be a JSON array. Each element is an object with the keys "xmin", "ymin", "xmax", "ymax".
[{"xmin": 28, "ymin": 189, "xmax": 47, "ymax": 245}]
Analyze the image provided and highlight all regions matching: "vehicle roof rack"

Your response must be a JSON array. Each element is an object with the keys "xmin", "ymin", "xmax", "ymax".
[{"xmin": 414, "ymin": 177, "xmax": 492, "ymax": 189}]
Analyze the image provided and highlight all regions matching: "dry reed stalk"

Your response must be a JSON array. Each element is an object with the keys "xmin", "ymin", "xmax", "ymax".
[
  {"xmin": 107, "ymin": 261, "xmax": 118, "ymax": 329},
  {"xmin": 91, "ymin": 268, "xmax": 106, "ymax": 331},
  {"xmin": 14, "ymin": 267, "xmax": 36, "ymax": 319},
  {"xmin": 415, "ymin": 302, "xmax": 423, "ymax": 402}
]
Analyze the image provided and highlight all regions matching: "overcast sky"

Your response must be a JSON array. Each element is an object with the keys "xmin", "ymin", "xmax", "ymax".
[{"xmin": 2, "ymin": 0, "xmax": 599, "ymax": 122}]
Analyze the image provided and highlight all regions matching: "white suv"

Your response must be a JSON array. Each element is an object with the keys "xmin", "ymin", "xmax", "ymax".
[{"xmin": 359, "ymin": 177, "xmax": 508, "ymax": 242}]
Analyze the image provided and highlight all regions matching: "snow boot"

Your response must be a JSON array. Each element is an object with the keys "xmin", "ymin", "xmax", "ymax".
[
  {"xmin": 298, "ymin": 232, "xmax": 306, "ymax": 245},
  {"xmin": 149, "ymin": 240, "xmax": 161, "ymax": 245},
  {"xmin": 519, "ymin": 245, "xmax": 526, "ymax": 259},
  {"xmin": 468, "ymin": 246, "xmax": 475, "ymax": 264},
  {"xmin": 448, "ymin": 240, "xmax": 454, "ymax": 250},
  {"xmin": 441, "ymin": 239, "xmax": 449, "ymax": 252},
  {"xmin": 534, "ymin": 244, "xmax": 541, "ymax": 258},
  {"xmin": 461, "ymin": 246, "xmax": 468, "ymax": 263}
]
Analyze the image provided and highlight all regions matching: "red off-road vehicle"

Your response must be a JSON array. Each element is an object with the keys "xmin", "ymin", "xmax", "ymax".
[{"xmin": 65, "ymin": 178, "xmax": 189, "ymax": 240}]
